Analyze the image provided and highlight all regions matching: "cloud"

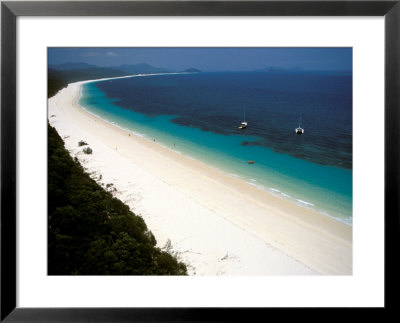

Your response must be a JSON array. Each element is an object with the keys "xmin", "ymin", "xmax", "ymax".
[{"xmin": 81, "ymin": 52, "xmax": 99, "ymax": 57}]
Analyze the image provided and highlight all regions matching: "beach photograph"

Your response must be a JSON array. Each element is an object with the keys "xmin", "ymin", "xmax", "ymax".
[{"xmin": 48, "ymin": 47, "xmax": 353, "ymax": 276}]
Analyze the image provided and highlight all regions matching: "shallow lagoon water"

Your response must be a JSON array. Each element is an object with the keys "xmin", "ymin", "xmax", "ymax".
[{"xmin": 79, "ymin": 72, "xmax": 352, "ymax": 225}]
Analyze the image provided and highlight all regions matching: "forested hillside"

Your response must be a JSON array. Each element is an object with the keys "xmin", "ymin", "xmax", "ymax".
[
  {"xmin": 48, "ymin": 74, "xmax": 187, "ymax": 275},
  {"xmin": 48, "ymin": 123, "xmax": 187, "ymax": 275}
]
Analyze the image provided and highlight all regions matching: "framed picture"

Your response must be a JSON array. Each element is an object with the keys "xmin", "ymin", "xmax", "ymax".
[{"xmin": 1, "ymin": 0, "xmax": 398, "ymax": 321}]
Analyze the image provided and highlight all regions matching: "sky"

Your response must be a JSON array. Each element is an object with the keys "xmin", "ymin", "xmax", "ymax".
[{"xmin": 48, "ymin": 47, "xmax": 352, "ymax": 72}]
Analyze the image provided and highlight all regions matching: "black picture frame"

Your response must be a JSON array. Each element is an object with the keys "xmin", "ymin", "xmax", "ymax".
[{"xmin": 1, "ymin": 1, "xmax": 399, "ymax": 321}]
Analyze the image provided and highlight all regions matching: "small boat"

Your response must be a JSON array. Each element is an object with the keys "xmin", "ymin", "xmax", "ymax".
[
  {"xmin": 238, "ymin": 121, "xmax": 247, "ymax": 130},
  {"xmin": 295, "ymin": 116, "xmax": 304, "ymax": 134},
  {"xmin": 248, "ymin": 161, "xmax": 255, "ymax": 164},
  {"xmin": 238, "ymin": 112, "xmax": 247, "ymax": 130}
]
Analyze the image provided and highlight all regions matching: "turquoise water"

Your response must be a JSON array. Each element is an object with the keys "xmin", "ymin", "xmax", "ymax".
[{"xmin": 79, "ymin": 74, "xmax": 352, "ymax": 225}]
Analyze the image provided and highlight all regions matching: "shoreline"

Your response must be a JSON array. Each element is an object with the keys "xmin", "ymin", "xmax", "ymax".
[
  {"xmin": 80, "ymin": 75, "xmax": 352, "ymax": 226},
  {"xmin": 81, "ymin": 104, "xmax": 353, "ymax": 227},
  {"xmin": 48, "ymin": 76, "xmax": 352, "ymax": 275}
]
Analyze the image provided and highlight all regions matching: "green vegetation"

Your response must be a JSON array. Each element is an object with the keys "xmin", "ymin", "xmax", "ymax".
[
  {"xmin": 78, "ymin": 140, "xmax": 88, "ymax": 146},
  {"xmin": 48, "ymin": 73, "xmax": 68, "ymax": 98},
  {"xmin": 48, "ymin": 123, "xmax": 187, "ymax": 275}
]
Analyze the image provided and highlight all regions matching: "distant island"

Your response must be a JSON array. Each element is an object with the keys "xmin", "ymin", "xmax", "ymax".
[
  {"xmin": 255, "ymin": 66, "xmax": 304, "ymax": 73},
  {"xmin": 182, "ymin": 68, "xmax": 202, "ymax": 73}
]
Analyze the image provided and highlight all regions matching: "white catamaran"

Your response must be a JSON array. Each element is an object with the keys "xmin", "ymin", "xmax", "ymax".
[
  {"xmin": 238, "ymin": 112, "xmax": 247, "ymax": 130},
  {"xmin": 295, "ymin": 116, "xmax": 304, "ymax": 134}
]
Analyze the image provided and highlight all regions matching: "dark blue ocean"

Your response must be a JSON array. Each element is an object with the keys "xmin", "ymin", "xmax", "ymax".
[{"xmin": 79, "ymin": 72, "xmax": 352, "ymax": 225}]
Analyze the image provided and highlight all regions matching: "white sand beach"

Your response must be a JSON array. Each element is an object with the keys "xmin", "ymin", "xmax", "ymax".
[{"xmin": 48, "ymin": 77, "xmax": 352, "ymax": 276}]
